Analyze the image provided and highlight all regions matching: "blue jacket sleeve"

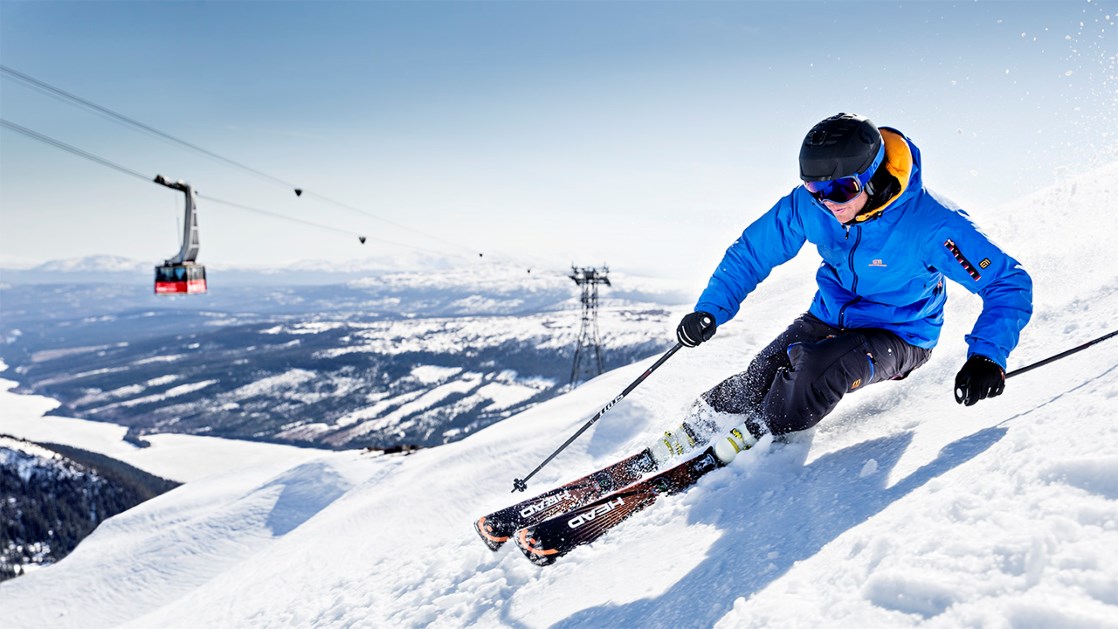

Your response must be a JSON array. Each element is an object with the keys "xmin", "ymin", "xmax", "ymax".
[
  {"xmin": 695, "ymin": 193, "xmax": 807, "ymax": 325},
  {"xmin": 928, "ymin": 205, "xmax": 1032, "ymax": 368}
]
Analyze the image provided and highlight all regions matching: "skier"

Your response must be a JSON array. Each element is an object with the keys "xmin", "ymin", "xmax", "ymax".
[{"xmin": 668, "ymin": 112, "xmax": 1033, "ymax": 448}]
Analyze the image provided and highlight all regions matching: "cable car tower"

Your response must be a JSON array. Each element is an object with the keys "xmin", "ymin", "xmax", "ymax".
[
  {"xmin": 568, "ymin": 265, "xmax": 610, "ymax": 388},
  {"xmin": 153, "ymin": 174, "xmax": 207, "ymax": 295}
]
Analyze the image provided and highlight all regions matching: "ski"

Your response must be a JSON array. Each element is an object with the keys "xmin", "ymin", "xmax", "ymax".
[
  {"xmin": 514, "ymin": 426, "xmax": 756, "ymax": 566},
  {"xmin": 474, "ymin": 418, "xmax": 724, "ymax": 551},
  {"xmin": 473, "ymin": 448, "xmax": 657, "ymax": 551}
]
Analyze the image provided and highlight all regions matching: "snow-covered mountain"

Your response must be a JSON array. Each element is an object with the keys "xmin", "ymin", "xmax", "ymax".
[
  {"xmin": 0, "ymin": 162, "xmax": 1116, "ymax": 627},
  {"xmin": 0, "ymin": 264, "xmax": 686, "ymax": 449},
  {"xmin": 0, "ymin": 253, "xmax": 690, "ymax": 292}
]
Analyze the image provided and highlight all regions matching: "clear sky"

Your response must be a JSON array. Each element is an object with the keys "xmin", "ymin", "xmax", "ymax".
[{"xmin": 1, "ymin": 1, "xmax": 1115, "ymax": 282}]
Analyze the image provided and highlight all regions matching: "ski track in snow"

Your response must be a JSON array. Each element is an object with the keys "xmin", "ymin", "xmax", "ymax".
[{"xmin": 1, "ymin": 163, "xmax": 1117, "ymax": 627}]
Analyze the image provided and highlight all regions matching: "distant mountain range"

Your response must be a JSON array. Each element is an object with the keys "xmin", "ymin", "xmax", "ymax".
[
  {"xmin": 0, "ymin": 259, "xmax": 690, "ymax": 450},
  {"xmin": 1, "ymin": 254, "xmax": 688, "ymax": 289},
  {"xmin": 3, "ymin": 253, "xmax": 456, "ymax": 275}
]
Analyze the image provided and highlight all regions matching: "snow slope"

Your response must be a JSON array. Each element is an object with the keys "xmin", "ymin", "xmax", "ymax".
[
  {"xmin": 1, "ymin": 163, "xmax": 1116, "ymax": 628},
  {"xmin": 0, "ymin": 377, "xmax": 326, "ymax": 484}
]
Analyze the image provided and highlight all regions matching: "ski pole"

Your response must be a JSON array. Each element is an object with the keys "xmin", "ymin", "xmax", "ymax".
[
  {"xmin": 512, "ymin": 343, "xmax": 683, "ymax": 492},
  {"xmin": 1006, "ymin": 328, "xmax": 1117, "ymax": 379},
  {"xmin": 956, "ymin": 328, "xmax": 1118, "ymax": 403}
]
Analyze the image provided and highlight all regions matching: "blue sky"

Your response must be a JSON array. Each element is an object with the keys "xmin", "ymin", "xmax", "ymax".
[{"xmin": 1, "ymin": 1, "xmax": 1115, "ymax": 281}]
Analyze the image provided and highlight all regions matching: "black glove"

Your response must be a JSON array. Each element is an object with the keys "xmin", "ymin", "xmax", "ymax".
[
  {"xmin": 954, "ymin": 355, "xmax": 1005, "ymax": 406},
  {"xmin": 676, "ymin": 312, "xmax": 716, "ymax": 347}
]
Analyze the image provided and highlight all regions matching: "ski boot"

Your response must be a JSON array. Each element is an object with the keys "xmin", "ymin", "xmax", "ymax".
[
  {"xmin": 649, "ymin": 417, "xmax": 718, "ymax": 464},
  {"xmin": 712, "ymin": 422, "xmax": 761, "ymax": 464}
]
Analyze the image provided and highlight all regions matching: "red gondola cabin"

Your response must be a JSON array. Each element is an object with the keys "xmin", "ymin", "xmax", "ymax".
[{"xmin": 154, "ymin": 263, "xmax": 207, "ymax": 294}]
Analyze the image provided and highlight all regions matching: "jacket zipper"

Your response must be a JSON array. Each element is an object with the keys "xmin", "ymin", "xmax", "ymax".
[{"xmin": 838, "ymin": 225, "xmax": 862, "ymax": 328}]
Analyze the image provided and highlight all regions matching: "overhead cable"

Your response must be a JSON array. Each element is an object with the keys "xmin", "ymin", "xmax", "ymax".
[
  {"xmin": 199, "ymin": 194, "xmax": 458, "ymax": 257},
  {"xmin": 0, "ymin": 64, "xmax": 304, "ymax": 194},
  {"xmin": 1, "ymin": 118, "xmax": 151, "ymax": 183},
  {"xmin": 302, "ymin": 191, "xmax": 481, "ymax": 258},
  {"xmin": 0, "ymin": 118, "xmax": 368, "ymax": 245},
  {"xmin": 0, "ymin": 64, "xmax": 489, "ymax": 260}
]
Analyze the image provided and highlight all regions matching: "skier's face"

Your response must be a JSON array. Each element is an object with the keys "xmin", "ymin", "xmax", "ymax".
[{"xmin": 821, "ymin": 190, "xmax": 868, "ymax": 224}]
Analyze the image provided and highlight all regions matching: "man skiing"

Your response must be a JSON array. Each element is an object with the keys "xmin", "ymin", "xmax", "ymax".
[
  {"xmin": 484, "ymin": 113, "xmax": 1034, "ymax": 561},
  {"xmin": 669, "ymin": 113, "xmax": 1032, "ymax": 447}
]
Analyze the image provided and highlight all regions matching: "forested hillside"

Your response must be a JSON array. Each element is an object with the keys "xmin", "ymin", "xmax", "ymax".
[{"xmin": 0, "ymin": 436, "xmax": 178, "ymax": 580}]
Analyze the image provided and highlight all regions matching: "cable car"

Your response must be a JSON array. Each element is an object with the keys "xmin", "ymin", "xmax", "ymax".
[
  {"xmin": 153, "ymin": 174, "xmax": 207, "ymax": 295},
  {"xmin": 154, "ymin": 263, "xmax": 206, "ymax": 294}
]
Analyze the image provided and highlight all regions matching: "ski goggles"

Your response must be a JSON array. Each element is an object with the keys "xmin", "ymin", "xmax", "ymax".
[{"xmin": 803, "ymin": 143, "xmax": 885, "ymax": 204}]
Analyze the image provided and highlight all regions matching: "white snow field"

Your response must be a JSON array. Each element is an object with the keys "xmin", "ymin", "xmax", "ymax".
[{"xmin": 2, "ymin": 163, "xmax": 1116, "ymax": 628}]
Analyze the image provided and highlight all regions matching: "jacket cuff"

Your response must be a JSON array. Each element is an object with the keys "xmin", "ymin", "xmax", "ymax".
[
  {"xmin": 966, "ymin": 341, "xmax": 1008, "ymax": 370},
  {"xmin": 694, "ymin": 303, "xmax": 734, "ymax": 326}
]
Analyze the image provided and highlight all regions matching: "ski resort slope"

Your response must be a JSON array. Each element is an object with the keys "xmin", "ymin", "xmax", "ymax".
[{"xmin": 3, "ymin": 163, "xmax": 1117, "ymax": 628}]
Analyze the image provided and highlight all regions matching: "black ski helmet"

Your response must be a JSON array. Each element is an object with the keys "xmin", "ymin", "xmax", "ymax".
[{"xmin": 799, "ymin": 113, "xmax": 884, "ymax": 182}]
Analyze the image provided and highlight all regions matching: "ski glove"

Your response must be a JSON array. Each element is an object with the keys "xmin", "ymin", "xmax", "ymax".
[
  {"xmin": 954, "ymin": 355, "xmax": 1005, "ymax": 406},
  {"xmin": 676, "ymin": 312, "xmax": 716, "ymax": 348}
]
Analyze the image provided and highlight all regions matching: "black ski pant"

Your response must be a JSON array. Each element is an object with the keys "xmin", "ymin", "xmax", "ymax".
[{"xmin": 702, "ymin": 312, "xmax": 932, "ymax": 438}]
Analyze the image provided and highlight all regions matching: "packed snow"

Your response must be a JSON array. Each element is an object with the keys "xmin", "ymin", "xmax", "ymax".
[{"xmin": 1, "ymin": 163, "xmax": 1116, "ymax": 627}]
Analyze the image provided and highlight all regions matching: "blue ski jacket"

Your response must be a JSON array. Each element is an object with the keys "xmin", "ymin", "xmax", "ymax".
[{"xmin": 695, "ymin": 128, "xmax": 1032, "ymax": 368}]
